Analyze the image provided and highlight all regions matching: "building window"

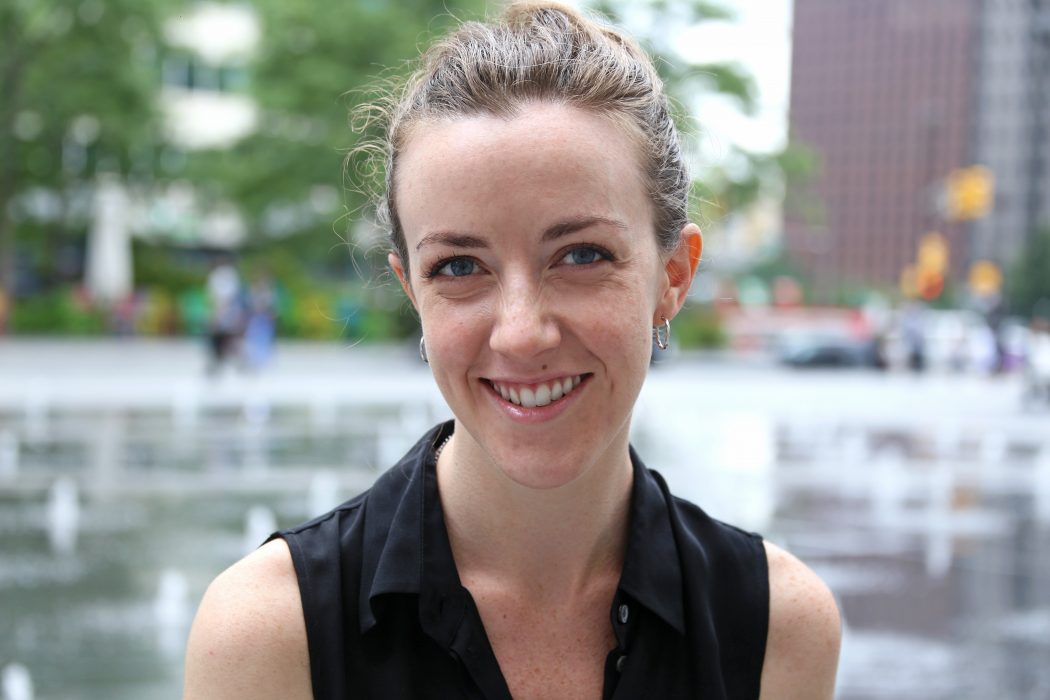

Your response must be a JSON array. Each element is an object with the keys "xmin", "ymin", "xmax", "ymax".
[{"xmin": 162, "ymin": 51, "xmax": 249, "ymax": 94}]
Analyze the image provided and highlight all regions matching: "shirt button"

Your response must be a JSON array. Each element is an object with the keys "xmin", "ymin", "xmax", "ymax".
[
  {"xmin": 616, "ymin": 654, "xmax": 627, "ymax": 673},
  {"xmin": 618, "ymin": 604, "xmax": 629, "ymax": 624}
]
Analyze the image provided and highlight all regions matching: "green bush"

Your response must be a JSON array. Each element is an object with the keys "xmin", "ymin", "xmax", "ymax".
[
  {"xmin": 674, "ymin": 306, "xmax": 726, "ymax": 349},
  {"xmin": 132, "ymin": 241, "xmax": 206, "ymax": 297},
  {"xmin": 9, "ymin": 289, "xmax": 107, "ymax": 335}
]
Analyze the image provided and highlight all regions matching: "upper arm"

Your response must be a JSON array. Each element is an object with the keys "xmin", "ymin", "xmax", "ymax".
[
  {"xmin": 183, "ymin": 538, "xmax": 313, "ymax": 700},
  {"xmin": 758, "ymin": 541, "xmax": 841, "ymax": 700}
]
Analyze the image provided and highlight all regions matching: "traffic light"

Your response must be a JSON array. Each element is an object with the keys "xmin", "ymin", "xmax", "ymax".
[
  {"xmin": 968, "ymin": 260, "xmax": 1002, "ymax": 297},
  {"xmin": 917, "ymin": 267, "xmax": 945, "ymax": 301},
  {"xmin": 901, "ymin": 264, "xmax": 945, "ymax": 301},
  {"xmin": 945, "ymin": 166, "xmax": 994, "ymax": 221},
  {"xmin": 918, "ymin": 232, "xmax": 949, "ymax": 274}
]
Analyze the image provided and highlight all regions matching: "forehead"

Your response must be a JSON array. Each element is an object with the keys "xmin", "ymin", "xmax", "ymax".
[{"xmin": 394, "ymin": 103, "xmax": 651, "ymax": 242}]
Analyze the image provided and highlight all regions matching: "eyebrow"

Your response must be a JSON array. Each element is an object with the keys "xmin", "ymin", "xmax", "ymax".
[
  {"xmin": 415, "ymin": 215, "xmax": 628, "ymax": 251},
  {"xmin": 542, "ymin": 216, "xmax": 628, "ymax": 242}
]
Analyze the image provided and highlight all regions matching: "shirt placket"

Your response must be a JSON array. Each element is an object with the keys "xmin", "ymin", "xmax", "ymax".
[
  {"xmin": 437, "ymin": 588, "xmax": 514, "ymax": 700},
  {"xmin": 603, "ymin": 590, "xmax": 638, "ymax": 700}
]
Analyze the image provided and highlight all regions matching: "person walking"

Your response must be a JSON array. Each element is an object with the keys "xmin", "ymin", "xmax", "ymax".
[{"xmin": 205, "ymin": 257, "xmax": 244, "ymax": 375}]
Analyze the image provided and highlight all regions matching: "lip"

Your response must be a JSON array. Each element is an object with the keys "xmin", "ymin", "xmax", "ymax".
[
  {"xmin": 482, "ymin": 374, "xmax": 591, "ymax": 424},
  {"xmin": 485, "ymin": 372, "xmax": 584, "ymax": 387}
]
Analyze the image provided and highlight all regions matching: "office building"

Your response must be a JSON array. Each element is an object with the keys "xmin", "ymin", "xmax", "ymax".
[{"xmin": 786, "ymin": 0, "xmax": 1050, "ymax": 300}]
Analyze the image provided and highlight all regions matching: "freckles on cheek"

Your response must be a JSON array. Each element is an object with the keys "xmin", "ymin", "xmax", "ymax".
[
  {"xmin": 425, "ymin": 309, "xmax": 488, "ymax": 354},
  {"xmin": 590, "ymin": 318, "xmax": 649, "ymax": 360}
]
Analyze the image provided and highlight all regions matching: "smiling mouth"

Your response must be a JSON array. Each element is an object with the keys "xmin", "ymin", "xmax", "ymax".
[{"xmin": 485, "ymin": 374, "xmax": 590, "ymax": 408}]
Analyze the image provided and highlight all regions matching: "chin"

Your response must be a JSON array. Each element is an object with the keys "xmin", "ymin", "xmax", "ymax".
[{"xmin": 477, "ymin": 425, "xmax": 616, "ymax": 491}]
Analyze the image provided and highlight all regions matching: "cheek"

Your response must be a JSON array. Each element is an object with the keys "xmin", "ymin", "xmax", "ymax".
[
  {"xmin": 420, "ymin": 301, "xmax": 490, "ymax": 360},
  {"xmin": 562, "ymin": 289, "xmax": 653, "ymax": 359},
  {"xmin": 574, "ymin": 265, "xmax": 660, "ymax": 324}
]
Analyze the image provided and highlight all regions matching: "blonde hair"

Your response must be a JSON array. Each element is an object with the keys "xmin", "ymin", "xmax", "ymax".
[{"xmin": 361, "ymin": 1, "xmax": 689, "ymax": 270}]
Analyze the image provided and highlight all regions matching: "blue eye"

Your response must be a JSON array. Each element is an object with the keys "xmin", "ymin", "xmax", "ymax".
[
  {"xmin": 561, "ymin": 246, "xmax": 607, "ymax": 265},
  {"xmin": 436, "ymin": 258, "xmax": 476, "ymax": 277}
]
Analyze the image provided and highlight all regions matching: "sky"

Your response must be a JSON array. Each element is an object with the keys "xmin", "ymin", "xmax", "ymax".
[{"xmin": 673, "ymin": 0, "xmax": 794, "ymax": 158}]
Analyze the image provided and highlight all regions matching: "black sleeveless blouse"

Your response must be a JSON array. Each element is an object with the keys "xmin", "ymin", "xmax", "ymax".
[{"xmin": 271, "ymin": 422, "xmax": 769, "ymax": 699}]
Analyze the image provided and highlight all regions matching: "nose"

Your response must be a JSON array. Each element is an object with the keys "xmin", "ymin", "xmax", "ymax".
[{"xmin": 489, "ymin": 284, "xmax": 561, "ymax": 360}]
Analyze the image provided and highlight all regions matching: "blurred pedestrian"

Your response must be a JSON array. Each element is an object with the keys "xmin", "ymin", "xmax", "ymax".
[
  {"xmin": 969, "ymin": 321, "xmax": 999, "ymax": 376},
  {"xmin": 901, "ymin": 302, "xmax": 927, "ymax": 373},
  {"xmin": 205, "ymin": 257, "xmax": 244, "ymax": 375},
  {"xmin": 242, "ymin": 271, "xmax": 277, "ymax": 371},
  {"xmin": 1024, "ymin": 317, "xmax": 1050, "ymax": 405}
]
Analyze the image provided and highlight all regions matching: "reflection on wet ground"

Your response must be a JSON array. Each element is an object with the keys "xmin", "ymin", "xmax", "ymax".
[
  {"xmin": 1, "ymin": 344, "xmax": 1048, "ymax": 699},
  {"xmin": 771, "ymin": 431, "xmax": 1050, "ymax": 699},
  {"xmin": 630, "ymin": 371, "xmax": 1050, "ymax": 700}
]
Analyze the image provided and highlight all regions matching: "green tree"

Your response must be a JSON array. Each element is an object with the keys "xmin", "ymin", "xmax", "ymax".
[
  {"xmin": 184, "ymin": 0, "xmax": 488, "ymax": 271},
  {"xmin": 0, "ymin": 0, "xmax": 170, "ymax": 299},
  {"xmin": 590, "ymin": 0, "xmax": 814, "ymax": 224},
  {"xmin": 1009, "ymin": 225, "xmax": 1050, "ymax": 319},
  {"xmin": 191, "ymin": 0, "xmax": 807, "ymax": 266},
  {"xmin": 165, "ymin": 0, "xmax": 812, "ymax": 343}
]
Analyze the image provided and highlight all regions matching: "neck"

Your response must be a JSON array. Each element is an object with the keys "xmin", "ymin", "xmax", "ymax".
[{"xmin": 436, "ymin": 423, "xmax": 633, "ymax": 603}]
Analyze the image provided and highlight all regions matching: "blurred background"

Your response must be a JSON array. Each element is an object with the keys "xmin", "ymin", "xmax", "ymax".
[{"xmin": 1, "ymin": 0, "xmax": 1049, "ymax": 698}]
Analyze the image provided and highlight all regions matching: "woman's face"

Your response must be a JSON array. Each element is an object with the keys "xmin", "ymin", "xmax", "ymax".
[{"xmin": 391, "ymin": 102, "xmax": 699, "ymax": 489}]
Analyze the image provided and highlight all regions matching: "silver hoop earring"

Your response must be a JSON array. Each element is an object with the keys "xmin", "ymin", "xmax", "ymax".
[
  {"xmin": 419, "ymin": 337, "xmax": 428, "ymax": 364},
  {"xmin": 653, "ymin": 317, "xmax": 671, "ymax": 350}
]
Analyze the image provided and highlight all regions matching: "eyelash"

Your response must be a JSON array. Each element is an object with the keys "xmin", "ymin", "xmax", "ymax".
[
  {"xmin": 423, "ymin": 244, "xmax": 615, "ymax": 280},
  {"xmin": 423, "ymin": 256, "xmax": 475, "ymax": 280},
  {"xmin": 558, "ymin": 244, "xmax": 614, "ymax": 266}
]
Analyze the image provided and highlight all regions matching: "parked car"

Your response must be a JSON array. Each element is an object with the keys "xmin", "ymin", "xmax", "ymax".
[{"xmin": 777, "ymin": 335, "xmax": 877, "ymax": 369}]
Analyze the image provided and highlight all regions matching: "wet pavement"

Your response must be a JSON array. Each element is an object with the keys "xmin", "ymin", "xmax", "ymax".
[{"xmin": 1, "ymin": 339, "xmax": 1048, "ymax": 699}]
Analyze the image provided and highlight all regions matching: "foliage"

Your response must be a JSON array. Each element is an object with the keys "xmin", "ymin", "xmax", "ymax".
[
  {"xmin": 3, "ymin": 0, "xmax": 800, "ymax": 340},
  {"xmin": 11, "ymin": 222, "xmax": 88, "ymax": 296},
  {"xmin": 8, "ymin": 288, "xmax": 106, "ymax": 335},
  {"xmin": 1008, "ymin": 225, "xmax": 1050, "ymax": 320},
  {"xmin": 0, "ymin": 0, "xmax": 170, "ymax": 297},
  {"xmin": 132, "ymin": 240, "xmax": 207, "ymax": 296},
  {"xmin": 183, "ymin": 0, "xmax": 489, "ymax": 257},
  {"xmin": 589, "ymin": 0, "xmax": 812, "ymax": 224},
  {"xmin": 693, "ymin": 143, "xmax": 819, "ymax": 229},
  {"xmin": 190, "ymin": 0, "xmax": 800, "ymax": 268},
  {"xmin": 591, "ymin": 0, "xmax": 749, "ymax": 107},
  {"xmin": 742, "ymin": 249, "xmax": 803, "ymax": 284},
  {"xmin": 673, "ymin": 304, "xmax": 727, "ymax": 349}
]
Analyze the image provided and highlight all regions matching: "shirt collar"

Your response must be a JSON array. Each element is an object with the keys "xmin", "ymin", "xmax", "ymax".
[
  {"xmin": 359, "ymin": 423, "xmax": 686, "ymax": 637},
  {"xmin": 619, "ymin": 445, "xmax": 687, "ymax": 635},
  {"xmin": 358, "ymin": 421, "xmax": 458, "ymax": 634}
]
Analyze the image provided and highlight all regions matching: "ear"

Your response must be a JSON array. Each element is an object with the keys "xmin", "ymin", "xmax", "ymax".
[
  {"xmin": 388, "ymin": 252, "xmax": 418, "ymax": 310},
  {"xmin": 657, "ymin": 223, "xmax": 702, "ymax": 322}
]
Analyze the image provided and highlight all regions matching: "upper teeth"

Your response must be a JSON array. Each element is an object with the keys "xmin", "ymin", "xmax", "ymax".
[{"xmin": 492, "ymin": 375, "xmax": 583, "ymax": 408}]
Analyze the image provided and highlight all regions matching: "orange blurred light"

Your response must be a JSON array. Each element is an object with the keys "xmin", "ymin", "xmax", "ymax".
[{"xmin": 917, "ymin": 268, "xmax": 944, "ymax": 301}]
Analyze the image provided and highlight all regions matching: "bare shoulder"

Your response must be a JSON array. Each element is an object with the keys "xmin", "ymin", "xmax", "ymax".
[
  {"xmin": 183, "ymin": 538, "xmax": 312, "ymax": 700},
  {"xmin": 759, "ymin": 540, "xmax": 841, "ymax": 700}
]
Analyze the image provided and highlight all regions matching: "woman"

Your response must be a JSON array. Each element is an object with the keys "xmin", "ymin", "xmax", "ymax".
[{"xmin": 183, "ymin": 3, "xmax": 840, "ymax": 698}]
